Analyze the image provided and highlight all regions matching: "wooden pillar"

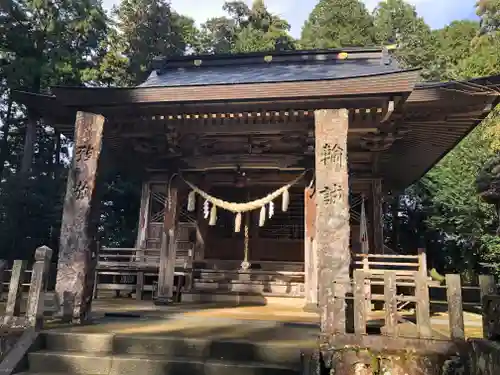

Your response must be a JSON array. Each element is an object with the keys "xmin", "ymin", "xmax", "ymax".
[
  {"xmin": 314, "ymin": 109, "xmax": 350, "ymax": 334},
  {"xmin": 134, "ymin": 182, "xmax": 151, "ymax": 300},
  {"xmin": 194, "ymin": 195, "xmax": 207, "ymax": 261},
  {"xmin": 20, "ymin": 113, "xmax": 37, "ymax": 174},
  {"xmin": 5, "ymin": 260, "xmax": 27, "ymax": 318},
  {"xmin": 27, "ymin": 246, "xmax": 53, "ymax": 328},
  {"xmin": 155, "ymin": 187, "xmax": 179, "ymax": 304},
  {"xmin": 55, "ymin": 111, "xmax": 105, "ymax": 322},
  {"xmin": 446, "ymin": 274, "xmax": 465, "ymax": 340},
  {"xmin": 304, "ymin": 186, "xmax": 318, "ymax": 310},
  {"xmin": 372, "ymin": 179, "xmax": 384, "ymax": 253},
  {"xmin": 135, "ymin": 182, "xmax": 151, "ymax": 249}
]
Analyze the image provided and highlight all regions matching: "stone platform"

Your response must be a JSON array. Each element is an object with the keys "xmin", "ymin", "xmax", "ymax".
[{"xmin": 19, "ymin": 300, "xmax": 320, "ymax": 375}]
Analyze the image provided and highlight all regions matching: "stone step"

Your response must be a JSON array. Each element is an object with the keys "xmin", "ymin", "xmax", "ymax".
[
  {"xmin": 28, "ymin": 351, "xmax": 298, "ymax": 375},
  {"xmin": 181, "ymin": 290, "xmax": 303, "ymax": 305},
  {"xmin": 193, "ymin": 270, "xmax": 304, "ymax": 283},
  {"xmin": 192, "ymin": 281, "xmax": 305, "ymax": 296},
  {"xmin": 41, "ymin": 332, "xmax": 303, "ymax": 367}
]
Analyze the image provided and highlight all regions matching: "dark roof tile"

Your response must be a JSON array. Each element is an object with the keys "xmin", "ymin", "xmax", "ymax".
[{"xmin": 140, "ymin": 48, "xmax": 403, "ymax": 88}]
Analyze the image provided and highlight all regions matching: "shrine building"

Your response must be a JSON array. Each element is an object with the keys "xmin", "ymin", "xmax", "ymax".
[{"xmin": 14, "ymin": 48, "xmax": 500, "ymax": 321}]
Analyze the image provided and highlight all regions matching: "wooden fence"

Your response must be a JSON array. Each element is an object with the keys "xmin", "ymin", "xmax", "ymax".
[
  {"xmin": 0, "ymin": 246, "xmax": 53, "ymax": 329},
  {"xmin": 331, "ymin": 269, "xmax": 497, "ymax": 340}
]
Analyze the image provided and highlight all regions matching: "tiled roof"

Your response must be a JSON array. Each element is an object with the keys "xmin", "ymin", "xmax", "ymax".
[{"xmin": 139, "ymin": 48, "xmax": 405, "ymax": 88}]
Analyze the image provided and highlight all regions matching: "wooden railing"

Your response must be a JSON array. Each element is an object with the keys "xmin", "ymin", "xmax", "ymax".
[
  {"xmin": 94, "ymin": 222, "xmax": 197, "ymax": 300},
  {"xmin": 0, "ymin": 246, "xmax": 53, "ymax": 329},
  {"xmin": 353, "ymin": 251, "xmax": 433, "ymax": 311},
  {"xmin": 329, "ymin": 270, "xmax": 497, "ymax": 340},
  {"xmin": 353, "ymin": 251, "xmax": 426, "ymax": 275}
]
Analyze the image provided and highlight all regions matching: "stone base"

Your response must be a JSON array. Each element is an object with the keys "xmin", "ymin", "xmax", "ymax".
[
  {"xmin": 154, "ymin": 297, "xmax": 175, "ymax": 306},
  {"xmin": 181, "ymin": 291, "xmax": 266, "ymax": 305},
  {"xmin": 302, "ymin": 303, "xmax": 319, "ymax": 313},
  {"xmin": 182, "ymin": 290, "xmax": 304, "ymax": 307}
]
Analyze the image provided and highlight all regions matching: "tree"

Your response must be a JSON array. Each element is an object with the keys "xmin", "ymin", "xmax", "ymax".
[
  {"xmin": 477, "ymin": 152, "xmax": 500, "ymax": 232},
  {"xmin": 0, "ymin": 0, "xmax": 109, "ymax": 260},
  {"xmin": 432, "ymin": 20, "xmax": 480, "ymax": 80},
  {"xmin": 477, "ymin": 0, "xmax": 500, "ymax": 35},
  {"xmin": 233, "ymin": 0, "xmax": 295, "ymax": 52},
  {"xmin": 422, "ymin": 124, "xmax": 498, "ymax": 278},
  {"xmin": 113, "ymin": 0, "xmax": 197, "ymax": 84},
  {"xmin": 198, "ymin": 17, "xmax": 237, "ymax": 54},
  {"xmin": 372, "ymin": 0, "xmax": 436, "ymax": 79},
  {"xmin": 386, "ymin": 0, "xmax": 500, "ymax": 279},
  {"xmin": 300, "ymin": 0, "xmax": 376, "ymax": 49},
  {"xmin": 198, "ymin": 0, "xmax": 295, "ymax": 54}
]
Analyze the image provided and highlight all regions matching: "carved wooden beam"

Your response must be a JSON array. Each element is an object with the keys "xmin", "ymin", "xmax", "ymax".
[{"xmin": 181, "ymin": 154, "xmax": 303, "ymax": 170}]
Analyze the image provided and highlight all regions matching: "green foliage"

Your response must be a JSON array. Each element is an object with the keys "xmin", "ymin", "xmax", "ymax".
[
  {"xmin": 380, "ymin": 0, "xmax": 500, "ymax": 278},
  {"xmin": 197, "ymin": 17, "xmax": 237, "ymax": 54},
  {"xmin": 198, "ymin": 0, "xmax": 295, "ymax": 54},
  {"xmin": 373, "ymin": 0, "xmax": 435, "ymax": 78},
  {"xmin": 431, "ymin": 20, "xmax": 480, "ymax": 80},
  {"xmin": 421, "ymin": 123, "xmax": 499, "ymax": 277},
  {"xmin": 0, "ymin": 0, "xmax": 109, "ymax": 91},
  {"xmin": 300, "ymin": 0, "xmax": 376, "ymax": 48},
  {"xmin": 0, "ymin": 0, "xmax": 109, "ymax": 260},
  {"xmin": 112, "ymin": 0, "xmax": 195, "ymax": 84},
  {"xmin": 477, "ymin": 0, "xmax": 500, "ymax": 35},
  {"xmin": 476, "ymin": 151, "xmax": 500, "ymax": 204}
]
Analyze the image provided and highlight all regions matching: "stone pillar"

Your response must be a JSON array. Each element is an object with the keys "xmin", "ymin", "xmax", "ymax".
[
  {"xmin": 55, "ymin": 111, "xmax": 105, "ymax": 322},
  {"xmin": 304, "ymin": 186, "xmax": 318, "ymax": 311},
  {"xmin": 27, "ymin": 246, "xmax": 53, "ymax": 328},
  {"xmin": 372, "ymin": 179, "xmax": 384, "ymax": 253},
  {"xmin": 314, "ymin": 109, "xmax": 350, "ymax": 334},
  {"xmin": 155, "ymin": 186, "xmax": 179, "ymax": 304}
]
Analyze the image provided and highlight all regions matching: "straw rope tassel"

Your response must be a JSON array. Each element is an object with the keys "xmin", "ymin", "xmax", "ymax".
[
  {"xmin": 187, "ymin": 190, "xmax": 196, "ymax": 212},
  {"xmin": 269, "ymin": 201, "xmax": 274, "ymax": 219},
  {"xmin": 235, "ymin": 212, "xmax": 242, "ymax": 232},
  {"xmin": 259, "ymin": 206, "xmax": 266, "ymax": 227},
  {"xmin": 203, "ymin": 200, "xmax": 210, "ymax": 219},
  {"xmin": 209, "ymin": 205, "xmax": 217, "ymax": 226},
  {"xmin": 282, "ymin": 188, "xmax": 290, "ymax": 212}
]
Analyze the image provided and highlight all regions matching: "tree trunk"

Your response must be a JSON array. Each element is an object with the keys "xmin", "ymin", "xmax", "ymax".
[
  {"xmin": 496, "ymin": 202, "xmax": 500, "ymax": 236},
  {"xmin": 391, "ymin": 195, "xmax": 400, "ymax": 251},
  {"xmin": 20, "ymin": 72, "xmax": 42, "ymax": 175},
  {"xmin": 0, "ymin": 96, "xmax": 13, "ymax": 179},
  {"xmin": 20, "ymin": 115, "xmax": 37, "ymax": 174}
]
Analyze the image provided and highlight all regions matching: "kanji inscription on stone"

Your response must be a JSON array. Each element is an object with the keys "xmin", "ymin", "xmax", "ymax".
[
  {"xmin": 75, "ymin": 144, "xmax": 93, "ymax": 163},
  {"xmin": 320, "ymin": 143, "xmax": 344, "ymax": 168},
  {"xmin": 318, "ymin": 184, "xmax": 343, "ymax": 206},
  {"xmin": 73, "ymin": 180, "xmax": 90, "ymax": 200}
]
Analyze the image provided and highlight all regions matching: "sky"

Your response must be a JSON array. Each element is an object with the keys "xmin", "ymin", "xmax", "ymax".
[{"xmin": 102, "ymin": 0, "xmax": 479, "ymax": 38}]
